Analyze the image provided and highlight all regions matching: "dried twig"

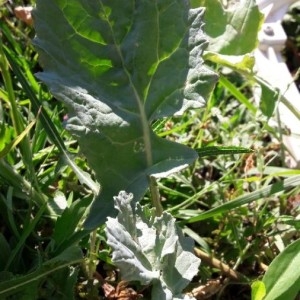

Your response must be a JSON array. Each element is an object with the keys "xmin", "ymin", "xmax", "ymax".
[{"xmin": 194, "ymin": 247, "xmax": 248, "ymax": 282}]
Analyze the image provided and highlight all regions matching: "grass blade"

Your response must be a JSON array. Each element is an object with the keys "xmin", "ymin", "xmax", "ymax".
[
  {"xmin": 196, "ymin": 146, "xmax": 253, "ymax": 158},
  {"xmin": 3, "ymin": 46, "xmax": 99, "ymax": 194},
  {"xmin": 0, "ymin": 246, "xmax": 83, "ymax": 298},
  {"xmin": 0, "ymin": 119, "xmax": 36, "ymax": 158},
  {"xmin": 185, "ymin": 175, "xmax": 300, "ymax": 223},
  {"xmin": 219, "ymin": 74, "xmax": 256, "ymax": 113}
]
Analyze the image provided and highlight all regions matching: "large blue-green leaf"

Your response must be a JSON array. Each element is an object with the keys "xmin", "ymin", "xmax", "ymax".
[{"xmin": 33, "ymin": 0, "xmax": 217, "ymax": 228}]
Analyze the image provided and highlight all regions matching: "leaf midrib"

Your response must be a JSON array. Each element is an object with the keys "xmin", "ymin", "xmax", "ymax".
[{"xmin": 100, "ymin": 1, "xmax": 153, "ymax": 167}]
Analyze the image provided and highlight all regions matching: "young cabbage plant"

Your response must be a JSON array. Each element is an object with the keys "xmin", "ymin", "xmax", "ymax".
[
  {"xmin": 106, "ymin": 191, "xmax": 201, "ymax": 300},
  {"xmin": 33, "ymin": 0, "xmax": 218, "ymax": 229}
]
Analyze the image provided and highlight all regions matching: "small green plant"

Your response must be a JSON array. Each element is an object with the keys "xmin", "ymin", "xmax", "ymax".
[{"xmin": 106, "ymin": 191, "xmax": 200, "ymax": 299}]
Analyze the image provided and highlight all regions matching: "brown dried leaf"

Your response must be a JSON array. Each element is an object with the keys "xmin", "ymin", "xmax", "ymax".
[
  {"xmin": 103, "ymin": 281, "xmax": 142, "ymax": 300},
  {"xmin": 190, "ymin": 278, "xmax": 222, "ymax": 300},
  {"xmin": 14, "ymin": 6, "xmax": 33, "ymax": 26}
]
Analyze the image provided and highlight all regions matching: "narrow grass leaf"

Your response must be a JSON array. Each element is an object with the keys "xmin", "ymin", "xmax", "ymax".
[
  {"xmin": 0, "ymin": 160, "xmax": 44, "ymax": 206},
  {"xmin": 49, "ymin": 196, "xmax": 92, "ymax": 255},
  {"xmin": 186, "ymin": 175, "xmax": 300, "ymax": 223},
  {"xmin": 3, "ymin": 200, "xmax": 48, "ymax": 271},
  {"xmin": 0, "ymin": 43, "xmax": 34, "ymax": 177},
  {"xmin": 0, "ymin": 119, "xmax": 36, "ymax": 158},
  {"xmin": 3, "ymin": 46, "xmax": 99, "ymax": 195},
  {"xmin": 0, "ymin": 246, "xmax": 82, "ymax": 298},
  {"xmin": 219, "ymin": 75, "xmax": 256, "ymax": 113},
  {"xmin": 0, "ymin": 187, "xmax": 21, "ymax": 240},
  {"xmin": 196, "ymin": 146, "xmax": 253, "ymax": 158},
  {"xmin": 280, "ymin": 93, "xmax": 300, "ymax": 121},
  {"xmin": 0, "ymin": 23, "xmax": 23, "ymax": 56}
]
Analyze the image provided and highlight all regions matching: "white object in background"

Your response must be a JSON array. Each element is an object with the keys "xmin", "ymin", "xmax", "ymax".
[{"xmin": 255, "ymin": 0, "xmax": 300, "ymax": 167}]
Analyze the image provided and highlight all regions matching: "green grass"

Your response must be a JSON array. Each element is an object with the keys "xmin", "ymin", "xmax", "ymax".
[{"xmin": 0, "ymin": 1, "xmax": 300, "ymax": 299}]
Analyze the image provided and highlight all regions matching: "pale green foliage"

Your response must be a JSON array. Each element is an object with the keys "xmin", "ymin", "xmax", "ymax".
[
  {"xmin": 197, "ymin": 0, "xmax": 264, "ymax": 74},
  {"xmin": 194, "ymin": 0, "xmax": 264, "ymax": 55},
  {"xmin": 196, "ymin": 0, "xmax": 277, "ymax": 118},
  {"xmin": 106, "ymin": 191, "xmax": 200, "ymax": 300},
  {"xmin": 251, "ymin": 281, "xmax": 266, "ymax": 300}
]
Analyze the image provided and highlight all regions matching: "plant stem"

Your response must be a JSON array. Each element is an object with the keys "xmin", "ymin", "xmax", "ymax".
[
  {"xmin": 194, "ymin": 247, "xmax": 248, "ymax": 282},
  {"xmin": 88, "ymin": 229, "xmax": 98, "ymax": 281},
  {"xmin": 232, "ymin": 242, "xmax": 252, "ymax": 271},
  {"xmin": 149, "ymin": 175, "xmax": 163, "ymax": 217}
]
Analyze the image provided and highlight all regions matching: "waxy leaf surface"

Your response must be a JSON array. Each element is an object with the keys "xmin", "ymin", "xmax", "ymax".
[
  {"xmin": 33, "ymin": 0, "xmax": 217, "ymax": 228},
  {"xmin": 106, "ymin": 191, "xmax": 200, "ymax": 300}
]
